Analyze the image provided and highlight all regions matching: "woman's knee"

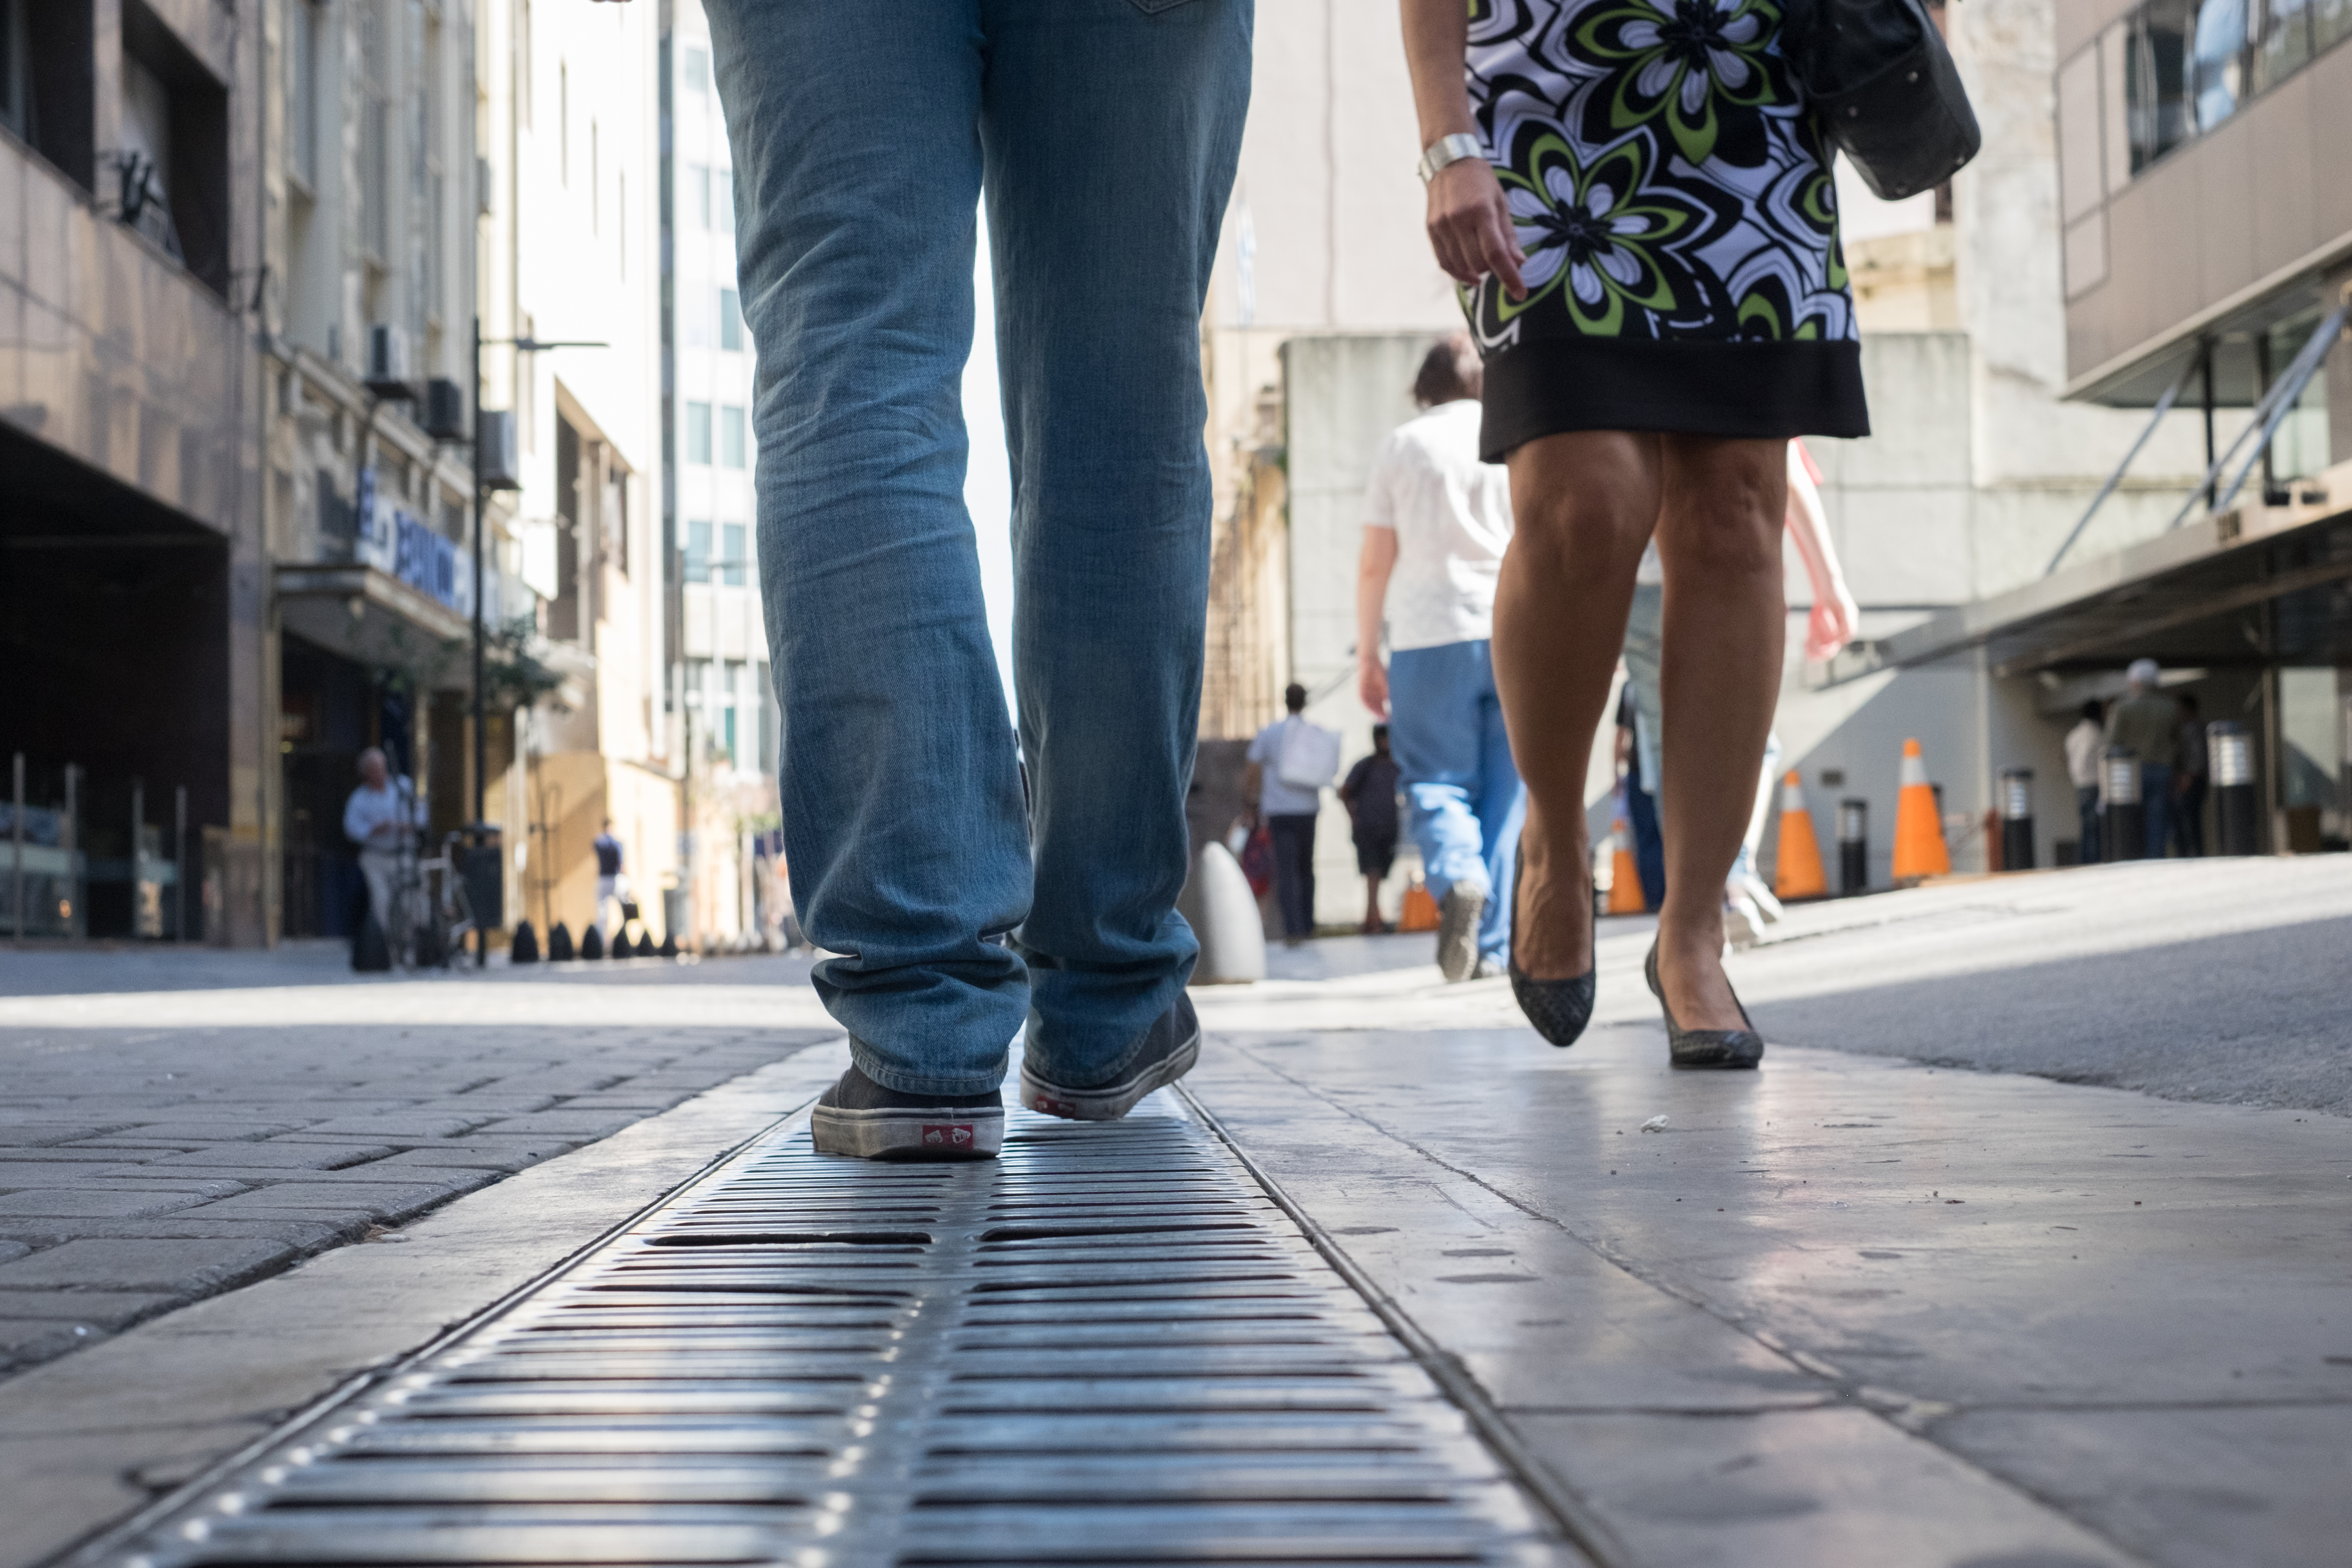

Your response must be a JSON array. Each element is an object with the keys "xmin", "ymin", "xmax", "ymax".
[
  {"xmin": 1503, "ymin": 434, "xmax": 1658, "ymax": 569},
  {"xmin": 1658, "ymin": 441, "xmax": 1785, "ymax": 577}
]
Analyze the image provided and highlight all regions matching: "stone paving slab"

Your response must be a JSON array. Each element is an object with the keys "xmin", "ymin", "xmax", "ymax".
[{"xmin": 0, "ymin": 951, "xmax": 837, "ymax": 1379}]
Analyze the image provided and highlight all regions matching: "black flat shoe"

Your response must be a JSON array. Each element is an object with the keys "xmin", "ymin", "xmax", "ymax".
[
  {"xmin": 1508, "ymin": 843, "xmax": 1596, "ymax": 1048},
  {"xmin": 1644, "ymin": 942, "xmax": 1765, "ymax": 1069}
]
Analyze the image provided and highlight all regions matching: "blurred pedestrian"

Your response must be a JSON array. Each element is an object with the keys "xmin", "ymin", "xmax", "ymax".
[
  {"xmin": 2107, "ymin": 660, "xmax": 2178, "ymax": 857},
  {"xmin": 2172, "ymin": 692, "xmax": 2208, "ymax": 858},
  {"xmin": 592, "ymin": 820, "xmax": 627, "ymax": 937},
  {"xmin": 2064, "ymin": 699, "xmax": 2106, "ymax": 864},
  {"xmin": 1355, "ymin": 334, "xmax": 1522, "ymax": 981},
  {"xmin": 342, "ymin": 747, "xmax": 423, "ymax": 944},
  {"xmin": 1338, "ymin": 726, "xmax": 1403, "ymax": 934},
  {"xmin": 680, "ymin": 0, "xmax": 1249, "ymax": 1158},
  {"xmin": 1245, "ymin": 684, "xmax": 1340, "ymax": 946}
]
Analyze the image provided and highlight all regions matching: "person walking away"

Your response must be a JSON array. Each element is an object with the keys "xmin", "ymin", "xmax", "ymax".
[
  {"xmin": 1402, "ymin": 0, "xmax": 1869, "ymax": 1064},
  {"xmin": 1338, "ymin": 726, "xmax": 1404, "ymax": 933},
  {"xmin": 2172, "ymin": 692, "xmax": 2208, "ymax": 857},
  {"xmin": 1618, "ymin": 440, "xmax": 1857, "ymax": 948},
  {"xmin": 343, "ymin": 747, "xmax": 423, "ymax": 948},
  {"xmin": 2064, "ymin": 699, "xmax": 2106, "ymax": 865},
  {"xmin": 1615, "ymin": 682, "xmax": 1666, "ymax": 910},
  {"xmin": 1245, "ymin": 684, "xmax": 1340, "ymax": 947},
  {"xmin": 592, "ymin": 820, "xmax": 627, "ymax": 938},
  {"xmin": 2107, "ymin": 660, "xmax": 2178, "ymax": 858},
  {"xmin": 1355, "ymin": 333, "xmax": 1523, "ymax": 982},
  {"xmin": 673, "ymin": 0, "xmax": 1251, "ymax": 1158}
]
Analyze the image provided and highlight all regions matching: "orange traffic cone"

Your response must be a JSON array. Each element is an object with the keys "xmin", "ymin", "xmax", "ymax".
[
  {"xmin": 1891, "ymin": 738, "xmax": 1952, "ymax": 882},
  {"xmin": 1773, "ymin": 770, "xmax": 1829, "ymax": 900},
  {"xmin": 1606, "ymin": 802, "xmax": 1647, "ymax": 915}
]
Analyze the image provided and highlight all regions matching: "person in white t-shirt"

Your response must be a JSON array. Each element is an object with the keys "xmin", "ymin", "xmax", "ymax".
[
  {"xmin": 1355, "ymin": 334, "xmax": 1523, "ymax": 982},
  {"xmin": 1244, "ymin": 683, "xmax": 1339, "ymax": 945}
]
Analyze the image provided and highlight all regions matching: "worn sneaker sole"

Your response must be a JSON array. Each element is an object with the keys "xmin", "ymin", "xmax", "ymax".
[
  {"xmin": 1021, "ymin": 1027, "xmax": 1202, "ymax": 1122},
  {"xmin": 1436, "ymin": 885, "xmax": 1487, "ymax": 983},
  {"xmin": 810, "ymin": 1102, "xmax": 1005, "ymax": 1160}
]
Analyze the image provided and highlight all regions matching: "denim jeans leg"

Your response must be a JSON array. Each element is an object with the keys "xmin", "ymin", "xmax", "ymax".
[
  {"xmin": 1472, "ymin": 648, "xmax": 1525, "ymax": 963},
  {"xmin": 1388, "ymin": 642, "xmax": 1492, "ymax": 902},
  {"xmin": 2141, "ymin": 763, "xmax": 2173, "ymax": 858},
  {"xmin": 980, "ymin": 0, "xmax": 1253, "ymax": 1085},
  {"xmin": 1269, "ymin": 814, "xmax": 1318, "ymax": 938},
  {"xmin": 2076, "ymin": 786, "xmax": 2101, "ymax": 864},
  {"xmin": 707, "ymin": 0, "xmax": 1030, "ymax": 1097}
]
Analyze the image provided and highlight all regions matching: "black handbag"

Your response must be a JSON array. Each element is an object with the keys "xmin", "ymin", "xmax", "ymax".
[{"xmin": 1783, "ymin": 0, "xmax": 1981, "ymax": 201}]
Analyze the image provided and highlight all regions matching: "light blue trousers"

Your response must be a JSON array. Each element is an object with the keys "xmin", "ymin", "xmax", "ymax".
[{"xmin": 1386, "ymin": 639, "xmax": 1525, "ymax": 964}]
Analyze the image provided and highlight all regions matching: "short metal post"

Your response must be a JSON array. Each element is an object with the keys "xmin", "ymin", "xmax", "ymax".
[
  {"xmin": 1999, "ymin": 767, "xmax": 2035, "ymax": 872},
  {"xmin": 1837, "ymin": 798, "xmax": 1869, "ymax": 895},
  {"xmin": 175, "ymin": 786, "xmax": 189, "ymax": 941},
  {"xmin": 2209, "ymin": 721, "xmax": 2258, "ymax": 856},
  {"xmin": 131, "ymin": 778, "xmax": 146, "ymax": 937},
  {"xmin": 62, "ymin": 765, "xmax": 80, "ymax": 939},
  {"xmin": 2102, "ymin": 748, "xmax": 2144, "ymax": 862},
  {"xmin": 11, "ymin": 752, "xmax": 23, "ymax": 946}
]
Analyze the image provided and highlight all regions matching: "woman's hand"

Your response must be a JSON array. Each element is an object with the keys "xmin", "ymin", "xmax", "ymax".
[
  {"xmin": 1804, "ymin": 580, "xmax": 1860, "ymax": 662},
  {"xmin": 1426, "ymin": 159, "xmax": 1526, "ymax": 301}
]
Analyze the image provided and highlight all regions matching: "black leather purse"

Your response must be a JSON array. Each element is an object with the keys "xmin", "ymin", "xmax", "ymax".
[{"xmin": 1783, "ymin": 0, "xmax": 1982, "ymax": 201}]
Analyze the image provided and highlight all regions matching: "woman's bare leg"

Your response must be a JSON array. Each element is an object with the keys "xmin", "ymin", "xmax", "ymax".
[
  {"xmin": 1494, "ymin": 432, "xmax": 1660, "ymax": 980},
  {"xmin": 1653, "ymin": 435, "xmax": 1787, "ymax": 1031}
]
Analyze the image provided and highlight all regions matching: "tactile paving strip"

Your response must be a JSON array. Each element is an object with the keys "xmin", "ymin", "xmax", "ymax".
[{"xmin": 83, "ymin": 1097, "xmax": 1579, "ymax": 1568}]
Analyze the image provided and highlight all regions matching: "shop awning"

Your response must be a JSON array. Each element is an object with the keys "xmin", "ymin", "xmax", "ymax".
[{"xmin": 1817, "ymin": 469, "xmax": 2352, "ymax": 683}]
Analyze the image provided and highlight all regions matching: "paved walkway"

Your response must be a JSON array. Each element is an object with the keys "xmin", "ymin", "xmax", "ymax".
[{"xmin": 1, "ymin": 858, "xmax": 2347, "ymax": 1567}]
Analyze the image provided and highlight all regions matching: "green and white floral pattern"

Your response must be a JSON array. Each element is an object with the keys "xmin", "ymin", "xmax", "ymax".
[{"xmin": 1464, "ymin": 0, "xmax": 1855, "ymax": 352}]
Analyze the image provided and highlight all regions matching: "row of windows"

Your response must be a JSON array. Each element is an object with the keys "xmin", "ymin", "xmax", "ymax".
[
  {"xmin": 683, "ymin": 285, "xmax": 745, "ymax": 351},
  {"xmin": 684, "ymin": 520, "xmax": 748, "ymax": 585},
  {"xmin": 686, "ymin": 163, "xmax": 735, "ymax": 234},
  {"xmin": 2121, "ymin": 0, "xmax": 2350, "ymax": 174},
  {"xmin": 682, "ymin": 401, "xmax": 746, "ymax": 468}
]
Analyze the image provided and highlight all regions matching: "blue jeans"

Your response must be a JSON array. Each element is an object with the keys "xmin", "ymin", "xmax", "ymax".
[
  {"xmin": 706, "ymin": 0, "xmax": 1252, "ymax": 1096},
  {"xmin": 1387, "ymin": 639, "xmax": 1525, "ymax": 964},
  {"xmin": 2140, "ymin": 763, "xmax": 2174, "ymax": 858}
]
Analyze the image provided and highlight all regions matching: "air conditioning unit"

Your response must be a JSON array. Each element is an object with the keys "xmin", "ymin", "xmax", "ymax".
[
  {"xmin": 477, "ymin": 411, "xmax": 521, "ymax": 491},
  {"xmin": 364, "ymin": 324, "xmax": 417, "ymax": 399},
  {"xmin": 422, "ymin": 378, "xmax": 468, "ymax": 441}
]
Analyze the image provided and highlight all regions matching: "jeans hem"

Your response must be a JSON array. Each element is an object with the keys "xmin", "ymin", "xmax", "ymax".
[{"xmin": 848, "ymin": 1037, "xmax": 1008, "ymax": 1099}]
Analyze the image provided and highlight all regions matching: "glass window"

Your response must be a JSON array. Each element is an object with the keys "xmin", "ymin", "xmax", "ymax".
[
  {"xmin": 720, "ymin": 405, "xmax": 747, "ymax": 468},
  {"xmin": 2190, "ymin": 0, "xmax": 2246, "ymax": 130},
  {"xmin": 684, "ymin": 284, "xmax": 709, "ymax": 347},
  {"xmin": 287, "ymin": 0, "xmax": 317, "ymax": 186},
  {"xmin": 2318, "ymin": 0, "xmax": 2352, "ymax": 51},
  {"xmin": 685, "ymin": 401, "xmax": 712, "ymax": 464},
  {"xmin": 685, "ymin": 520, "xmax": 711, "ymax": 583},
  {"xmin": 721, "ymin": 523, "xmax": 747, "ymax": 586},
  {"xmin": 2127, "ymin": 0, "xmax": 2193, "ymax": 171},
  {"xmin": 684, "ymin": 46, "xmax": 710, "ymax": 98},
  {"xmin": 2253, "ymin": 0, "xmax": 2314, "ymax": 89},
  {"xmin": 696, "ymin": 165, "xmax": 712, "ymax": 229},
  {"xmin": 713, "ymin": 171, "xmax": 734, "ymax": 234},
  {"xmin": 2264, "ymin": 312, "xmax": 2332, "ymax": 483},
  {"xmin": 720, "ymin": 287, "xmax": 744, "ymax": 351}
]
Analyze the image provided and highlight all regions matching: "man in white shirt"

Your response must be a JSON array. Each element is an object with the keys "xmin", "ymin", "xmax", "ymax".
[
  {"xmin": 1244, "ymin": 684, "xmax": 1339, "ymax": 946},
  {"xmin": 343, "ymin": 747, "xmax": 424, "ymax": 943},
  {"xmin": 2064, "ymin": 699, "xmax": 2106, "ymax": 863},
  {"xmin": 1356, "ymin": 334, "xmax": 1522, "ymax": 981}
]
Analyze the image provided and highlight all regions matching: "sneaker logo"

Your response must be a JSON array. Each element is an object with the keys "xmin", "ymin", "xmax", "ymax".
[
  {"xmin": 1031, "ymin": 1096, "xmax": 1074, "ymax": 1116},
  {"xmin": 921, "ymin": 1123, "xmax": 975, "ymax": 1148}
]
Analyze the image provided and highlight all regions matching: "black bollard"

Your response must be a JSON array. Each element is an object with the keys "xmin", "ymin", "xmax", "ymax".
[
  {"xmin": 580, "ymin": 923, "xmax": 605, "ymax": 960},
  {"xmin": 548, "ymin": 921, "xmax": 575, "ymax": 961},
  {"xmin": 1837, "ymin": 798, "xmax": 1869, "ymax": 895},
  {"xmin": 511, "ymin": 921, "xmax": 540, "ymax": 964},
  {"xmin": 2101, "ymin": 747, "xmax": 2144, "ymax": 861},
  {"xmin": 658, "ymin": 931, "xmax": 679, "ymax": 959},
  {"xmin": 611, "ymin": 928, "xmax": 634, "ymax": 959},
  {"xmin": 2209, "ymin": 720, "xmax": 2259, "ymax": 855},
  {"xmin": 1999, "ymin": 767, "xmax": 2035, "ymax": 871}
]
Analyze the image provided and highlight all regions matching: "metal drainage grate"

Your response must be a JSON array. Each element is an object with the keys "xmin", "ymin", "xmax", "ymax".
[{"xmin": 86, "ymin": 1096, "xmax": 1580, "ymax": 1568}]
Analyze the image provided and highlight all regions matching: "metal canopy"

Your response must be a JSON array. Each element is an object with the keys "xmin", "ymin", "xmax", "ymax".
[{"xmin": 1818, "ymin": 483, "xmax": 2352, "ymax": 684}]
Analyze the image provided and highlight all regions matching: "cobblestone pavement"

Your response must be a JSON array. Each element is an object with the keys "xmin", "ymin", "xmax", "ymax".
[{"xmin": 0, "ymin": 949, "xmax": 836, "ymax": 1376}]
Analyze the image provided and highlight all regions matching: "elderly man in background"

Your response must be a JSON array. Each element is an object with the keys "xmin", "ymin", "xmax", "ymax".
[
  {"xmin": 343, "ymin": 747, "xmax": 424, "ymax": 941},
  {"xmin": 1356, "ymin": 334, "xmax": 1522, "ymax": 982},
  {"xmin": 2106, "ymin": 659, "xmax": 2180, "ymax": 858}
]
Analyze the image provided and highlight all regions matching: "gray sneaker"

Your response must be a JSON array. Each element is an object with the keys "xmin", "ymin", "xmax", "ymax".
[
  {"xmin": 1021, "ymin": 993, "xmax": 1201, "ymax": 1121},
  {"xmin": 810, "ymin": 1063, "xmax": 1004, "ymax": 1160},
  {"xmin": 1436, "ymin": 882, "xmax": 1488, "ymax": 982}
]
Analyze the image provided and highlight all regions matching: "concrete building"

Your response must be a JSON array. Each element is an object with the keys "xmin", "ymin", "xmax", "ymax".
[
  {"xmin": 1842, "ymin": 0, "xmax": 2352, "ymax": 855},
  {"xmin": 1, "ymin": 0, "xmax": 266, "ymax": 942}
]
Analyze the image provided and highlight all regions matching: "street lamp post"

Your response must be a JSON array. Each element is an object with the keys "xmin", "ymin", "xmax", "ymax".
[{"xmin": 469, "ymin": 322, "xmax": 606, "ymax": 959}]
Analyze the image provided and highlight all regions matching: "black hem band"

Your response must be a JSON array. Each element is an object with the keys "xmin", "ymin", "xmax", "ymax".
[{"xmin": 1479, "ymin": 337, "xmax": 1870, "ymax": 462}]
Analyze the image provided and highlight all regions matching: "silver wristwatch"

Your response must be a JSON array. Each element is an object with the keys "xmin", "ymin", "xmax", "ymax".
[{"xmin": 1417, "ymin": 132, "xmax": 1485, "ymax": 184}]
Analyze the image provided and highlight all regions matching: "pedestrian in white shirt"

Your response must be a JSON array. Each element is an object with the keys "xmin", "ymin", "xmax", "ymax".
[
  {"xmin": 1244, "ymin": 683, "xmax": 1340, "ymax": 946},
  {"xmin": 1356, "ymin": 335, "xmax": 1522, "ymax": 982},
  {"xmin": 343, "ymin": 747, "xmax": 424, "ymax": 940},
  {"xmin": 2063, "ymin": 699, "xmax": 2106, "ymax": 863}
]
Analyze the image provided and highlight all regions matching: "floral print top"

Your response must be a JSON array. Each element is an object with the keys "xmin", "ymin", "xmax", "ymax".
[{"xmin": 1463, "ymin": 0, "xmax": 1856, "ymax": 353}]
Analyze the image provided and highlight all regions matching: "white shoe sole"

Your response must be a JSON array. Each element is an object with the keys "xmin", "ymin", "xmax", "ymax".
[
  {"xmin": 1436, "ymin": 885, "xmax": 1487, "ymax": 982},
  {"xmin": 810, "ymin": 1103, "xmax": 1005, "ymax": 1160},
  {"xmin": 1021, "ymin": 1028, "xmax": 1201, "ymax": 1122}
]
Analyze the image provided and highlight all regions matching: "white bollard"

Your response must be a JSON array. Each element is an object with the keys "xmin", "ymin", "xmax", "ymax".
[{"xmin": 1178, "ymin": 841, "xmax": 1265, "ymax": 984}]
